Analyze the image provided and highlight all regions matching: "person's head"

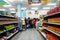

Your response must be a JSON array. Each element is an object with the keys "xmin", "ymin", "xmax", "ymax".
[
  {"xmin": 37, "ymin": 19, "xmax": 39, "ymax": 21},
  {"xmin": 38, "ymin": 19, "xmax": 39, "ymax": 21},
  {"xmin": 28, "ymin": 17, "xmax": 30, "ymax": 19}
]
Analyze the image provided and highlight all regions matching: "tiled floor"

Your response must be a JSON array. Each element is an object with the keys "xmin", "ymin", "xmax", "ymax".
[{"xmin": 11, "ymin": 28, "xmax": 44, "ymax": 40}]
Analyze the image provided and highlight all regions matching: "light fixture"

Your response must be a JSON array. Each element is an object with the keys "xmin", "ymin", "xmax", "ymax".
[
  {"xmin": 21, "ymin": 7, "xmax": 27, "ymax": 10},
  {"xmin": 43, "ymin": 7, "xmax": 51, "ymax": 9},
  {"xmin": 0, "ymin": 9, "xmax": 6, "ymax": 11},
  {"xmin": 9, "ymin": 8, "xmax": 15, "ymax": 10},
  {"xmin": 19, "ymin": 0, "xmax": 23, "ymax": 2},
  {"xmin": 31, "ymin": 3, "xmax": 41, "ymax": 6},
  {"xmin": 6, "ymin": 0, "xmax": 15, "ymax": 2},
  {"xmin": 10, "ymin": 11, "xmax": 16, "ymax": 13},
  {"xmin": 3, "ymin": 5, "xmax": 12, "ymax": 7},
  {"xmin": 47, "ymin": 3, "xmax": 56, "ymax": 5},
  {"xmin": 31, "ymin": 7, "xmax": 38, "ymax": 10},
  {"xmin": 4, "ymin": 0, "xmax": 9, "ymax": 3}
]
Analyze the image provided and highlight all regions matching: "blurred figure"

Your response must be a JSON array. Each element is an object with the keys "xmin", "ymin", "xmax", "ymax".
[
  {"xmin": 36, "ymin": 19, "xmax": 40, "ymax": 29},
  {"xmin": 32, "ymin": 18, "xmax": 36, "ymax": 28},
  {"xmin": 26, "ymin": 17, "xmax": 30, "ymax": 28},
  {"xmin": 22, "ymin": 17, "xmax": 26, "ymax": 30}
]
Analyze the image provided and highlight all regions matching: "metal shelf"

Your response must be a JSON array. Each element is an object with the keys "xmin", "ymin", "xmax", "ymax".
[
  {"xmin": 0, "ymin": 30, "xmax": 6, "ymax": 34},
  {"xmin": 44, "ymin": 22, "xmax": 60, "ymax": 25},
  {"xmin": 0, "ymin": 15, "xmax": 16, "ymax": 19},
  {"xmin": 0, "ymin": 21, "xmax": 18, "ymax": 25},
  {"xmin": 44, "ymin": 12, "xmax": 60, "ymax": 18},
  {"xmin": 7, "ymin": 30, "xmax": 18, "ymax": 39},
  {"xmin": 0, "ymin": 18, "xmax": 17, "ymax": 21},
  {"xmin": 38, "ymin": 28, "xmax": 48, "ymax": 40},
  {"xmin": 43, "ymin": 27, "xmax": 60, "ymax": 37},
  {"xmin": 0, "ymin": 27, "xmax": 15, "ymax": 34}
]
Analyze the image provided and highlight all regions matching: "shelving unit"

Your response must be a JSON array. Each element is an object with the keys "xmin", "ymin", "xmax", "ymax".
[
  {"xmin": 44, "ymin": 12, "xmax": 60, "ymax": 18},
  {"xmin": 0, "ymin": 15, "xmax": 16, "ymax": 19},
  {"xmin": 38, "ymin": 29, "xmax": 48, "ymax": 40},
  {"xmin": 44, "ymin": 22, "xmax": 60, "ymax": 25},
  {"xmin": 0, "ymin": 27, "xmax": 15, "ymax": 34},
  {"xmin": 0, "ymin": 21, "xmax": 18, "ymax": 25},
  {"xmin": 7, "ymin": 30, "xmax": 18, "ymax": 39},
  {"xmin": 43, "ymin": 27, "xmax": 60, "ymax": 37},
  {"xmin": 0, "ymin": 30, "xmax": 6, "ymax": 34},
  {"xmin": 0, "ymin": 15, "xmax": 20, "ymax": 40},
  {"xmin": 41, "ymin": 6, "xmax": 60, "ymax": 40},
  {"xmin": 38, "ymin": 27, "xmax": 48, "ymax": 40}
]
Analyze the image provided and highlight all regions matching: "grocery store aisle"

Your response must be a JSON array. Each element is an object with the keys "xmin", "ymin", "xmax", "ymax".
[{"xmin": 11, "ymin": 28, "xmax": 44, "ymax": 40}]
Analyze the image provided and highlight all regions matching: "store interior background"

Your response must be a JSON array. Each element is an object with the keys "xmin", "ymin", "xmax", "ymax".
[
  {"xmin": 1, "ymin": 0, "xmax": 60, "ymax": 18},
  {"xmin": 0, "ymin": 0, "xmax": 60, "ymax": 40}
]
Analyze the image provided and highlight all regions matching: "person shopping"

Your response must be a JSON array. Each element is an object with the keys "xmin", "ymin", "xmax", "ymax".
[
  {"xmin": 22, "ymin": 17, "xmax": 26, "ymax": 30},
  {"xmin": 36, "ymin": 19, "xmax": 40, "ymax": 29}
]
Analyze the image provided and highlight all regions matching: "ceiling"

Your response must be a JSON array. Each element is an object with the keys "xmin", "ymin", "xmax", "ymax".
[{"xmin": 0, "ymin": 0, "xmax": 60, "ymax": 13}]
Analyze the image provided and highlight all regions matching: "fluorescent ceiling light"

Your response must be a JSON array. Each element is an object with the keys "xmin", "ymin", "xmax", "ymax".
[
  {"xmin": 43, "ymin": 7, "xmax": 51, "ymax": 9},
  {"xmin": 0, "ymin": 9, "xmax": 6, "ymax": 11},
  {"xmin": 4, "ymin": 0, "xmax": 12, "ymax": 5},
  {"xmin": 3, "ymin": 5, "xmax": 12, "ymax": 7},
  {"xmin": 31, "ymin": 3, "xmax": 41, "ymax": 6},
  {"xmin": 10, "ymin": 11, "xmax": 16, "ymax": 13},
  {"xmin": 9, "ymin": 8, "xmax": 15, "ymax": 10},
  {"xmin": 31, "ymin": 7, "xmax": 38, "ymax": 10},
  {"xmin": 6, "ymin": 0, "xmax": 15, "ymax": 2},
  {"xmin": 19, "ymin": 0, "xmax": 23, "ymax": 2},
  {"xmin": 4, "ymin": 0, "xmax": 9, "ymax": 3},
  {"xmin": 21, "ymin": 7, "xmax": 27, "ymax": 10},
  {"xmin": 47, "ymin": 3, "xmax": 56, "ymax": 5}
]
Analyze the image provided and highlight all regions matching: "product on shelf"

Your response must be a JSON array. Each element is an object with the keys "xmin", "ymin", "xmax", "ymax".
[
  {"xmin": 40, "ymin": 16, "xmax": 44, "ymax": 26},
  {"xmin": 47, "ymin": 6, "xmax": 60, "ymax": 15},
  {"xmin": 4, "ymin": 25, "xmax": 14, "ymax": 31},
  {"xmin": 14, "ymin": 23, "xmax": 18, "ymax": 28},
  {"xmin": 43, "ymin": 30, "xmax": 60, "ymax": 40},
  {"xmin": 46, "ymin": 34, "xmax": 59, "ymax": 40},
  {"xmin": 43, "ymin": 29, "xmax": 49, "ymax": 34},
  {"xmin": 48, "ymin": 26, "xmax": 60, "ymax": 34},
  {"xmin": 43, "ymin": 24, "xmax": 48, "ymax": 27},
  {"xmin": 0, "ymin": 35, "xmax": 7, "ymax": 40},
  {"xmin": 38, "ymin": 27, "xmax": 43, "ymax": 32},
  {"xmin": 48, "ymin": 18, "xmax": 60, "ymax": 23},
  {"xmin": 6, "ymin": 32, "xmax": 11, "ymax": 37}
]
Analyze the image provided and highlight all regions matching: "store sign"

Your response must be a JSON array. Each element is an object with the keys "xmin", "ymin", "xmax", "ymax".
[
  {"xmin": 28, "ymin": 0, "xmax": 41, "ymax": 4},
  {"xmin": 0, "ymin": 0, "xmax": 6, "ymax": 5},
  {"xmin": 41, "ymin": 0, "xmax": 48, "ymax": 4}
]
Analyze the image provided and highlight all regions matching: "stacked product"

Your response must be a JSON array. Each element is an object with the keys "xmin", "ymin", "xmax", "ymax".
[
  {"xmin": 48, "ymin": 18, "xmax": 60, "ymax": 23},
  {"xmin": 0, "ymin": 14, "xmax": 19, "ymax": 40},
  {"xmin": 42, "ymin": 6, "xmax": 60, "ymax": 40},
  {"xmin": 40, "ymin": 16, "xmax": 44, "ymax": 26},
  {"xmin": 43, "ymin": 30, "xmax": 59, "ymax": 40},
  {"xmin": 47, "ymin": 6, "xmax": 60, "ymax": 15},
  {"xmin": 4, "ymin": 24, "xmax": 14, "ymax": 31},
  {"xmin": 48, "ymin": 25, "xmax": 60, "ymax": 34}
]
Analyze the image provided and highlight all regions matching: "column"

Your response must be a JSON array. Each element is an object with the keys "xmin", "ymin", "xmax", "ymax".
[
  {"xmin": 22, "ymin": 10, "xmax": 26, "ymax": 17},
  {"xmin": 17, "ymin": 3, "xmax": 22, "ymax": 30}
]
